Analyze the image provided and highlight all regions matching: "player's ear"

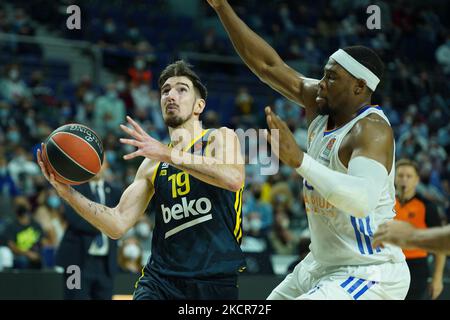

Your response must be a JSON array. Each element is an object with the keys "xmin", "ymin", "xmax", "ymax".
[
  {"xmin": 194, "ymin": 98, "xmax": 206, "ymax": 116},
  {"xmin": 354, "ymin": 79, "xmax": 366, "ymax": 96}
]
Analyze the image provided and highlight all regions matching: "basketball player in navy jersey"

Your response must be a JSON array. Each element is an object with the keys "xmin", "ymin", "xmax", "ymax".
[
  {"xmin": 37, "ymin": 60, "xmax": 246, "ymax": 300},
  {"xmin": 208, "ymin": 0, "xmax": 410, "ymax": 299}
]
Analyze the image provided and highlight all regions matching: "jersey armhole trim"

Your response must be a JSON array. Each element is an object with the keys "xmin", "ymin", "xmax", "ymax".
[{"xmin": 151, "ymin": 162, "xmax": 161, "ymax": 186}]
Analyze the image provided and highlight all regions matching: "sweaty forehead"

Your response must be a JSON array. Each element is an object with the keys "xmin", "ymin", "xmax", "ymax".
[
  {"xmin": 324, "ymin": 58, "xmax": 350, "ymax": 77},
  {"xmin": 162, "ymin": 76, "xmax": 193, "ymax": 88}
]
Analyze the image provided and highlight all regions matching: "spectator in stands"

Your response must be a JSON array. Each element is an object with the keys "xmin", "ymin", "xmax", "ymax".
[
  {"xmin": 435, "ymin": 35, "xmax": 450, "ymax": 74},
  {"xmin": 0, "ymin": 64, "xmax": 31, "ymax": 103},
  {"xmin": 416, "ymin": 157, "xmax": 447, "ymax": 207},
  {"xmin": 233, "ymin": 86, "xmax": 255, "ymax": 129},
  {"xmin": 201, "ymin": 27, "xmax": 225, "ymax": 54},
  {"xmin": 75, "ymin": 75, "xmax": 95, "ymax": 104},
  {"xmin": 0, "ymin": 245, "xmax": 13, "ymax": 271},
  {"xmin": 75, "ymin": 89, "xmax": 97, "ymax": 129},
  {"xmin": 14, "ymin": 10, "xmax": 41, "ymax": 56},
  {"xmin": 241, "ymin": 212, "xmax": 270, "ymax": 254},
  {"xmin": 100, "ymin": 18, "xmax": 119, "ymax": 47},
  {"xmin": 131, "ymin": 82, "xmax": 154, "ymax": 120},
  {"xmin": 244, "ymin": 182, "xmax": 273, "ymax": 234},
  {"xmin": 128, "ymin": 56, "xmax": 153, "ymax": 87},
  {"xmin": 274, "ymin": 97, "xmax": 301, "ymax": 121},
  {"xmin": 94, "ymin": 83, "xmax": 126, "ymax": 136},
  {"xmin": 29, "ymin": 70, "xmax": 53, "ymax": 99},
  {"xmin": 118, "ymin": 236, "xmax": 143, "ymax": 274},
  {"xmin": 7, "ymin": 146, "xmax": 40, "ymax": 196},
  {"xmin": 397, "ymin": 130, "xmax": 427, "ymax": 160},
  {"xmin": 34, "ymin": 189, "xmax": 66, "ymax": 249},
  {"xmin": 270, "ymin": 168, "xmax": 295, "ymax": 215},
  {"xmin": 122, "ymin": 22, "xmax": 144, "ymax": 52},
  {"xmin": 116, "ymin": 75, "xmax": 134, "ymax": 115},
  {"xmin": 302, "ymin": 37, "xmax": 323, "ymax": 67},
  {"xmin": 133, "ymin": 216, "xmax": 153, "ymax": 266},
  {"xmin": 203, "ymin": 110, "xmax": 221, "ymax": 129},
  {"xmin": 0, "ymin": 7, "xmax": 10, "ymax": 33},
  {"xmin": 0, "ymin": 152, "xmax": 20, "ymax": 220},
  {"xmin": 268, "ymin": 209, "xmax": 300, "ymax": 255},
  {"xmin": 5, "ymin": 197, "xmax": 44, "ymax": 269}
]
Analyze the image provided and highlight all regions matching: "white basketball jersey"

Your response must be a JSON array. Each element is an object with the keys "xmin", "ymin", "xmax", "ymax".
[{"xmin": 303, "ymin": 105, "xmax": 405, "ymax": 266}]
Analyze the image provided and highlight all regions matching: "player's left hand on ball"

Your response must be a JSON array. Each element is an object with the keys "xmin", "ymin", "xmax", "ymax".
[
  {"xmin": 119, "ymin": 116, "xmax": 169, "ymax": 161},
  {"xmin": 264, "ymin": 106, "xmax": 303, "ymax": 168}
]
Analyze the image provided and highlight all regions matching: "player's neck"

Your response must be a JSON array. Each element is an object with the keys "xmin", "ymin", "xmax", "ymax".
[
  {"xmin": 168, "ymin": 119, "xmax": 204, "ymax": 150},
  {"xmin": 329, "ymin": 100, "xmax": 372, "ymax": 129}
]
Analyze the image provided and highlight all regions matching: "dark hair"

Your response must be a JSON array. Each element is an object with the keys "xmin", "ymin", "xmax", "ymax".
[
  {"xmin": 158, "ymin": 60, "xmax": 208, "ymax": 100},
  {"xmin": 342, "ymin": 45, "xmax": 384, "ymax": 89},
  {"xmin": 396, "ymin": 159, "xmax": 419, "ymax": 175}
]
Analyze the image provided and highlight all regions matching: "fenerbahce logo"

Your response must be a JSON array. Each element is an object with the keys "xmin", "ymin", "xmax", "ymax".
[{"xmin": 161, "ymin": 197, "xmax": 213, "ymax": 239}]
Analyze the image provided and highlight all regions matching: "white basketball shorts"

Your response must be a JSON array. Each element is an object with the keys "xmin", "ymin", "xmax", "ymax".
[{"xmin": 267, "ymin": 253, "xmax": 410, "ymax": 300}]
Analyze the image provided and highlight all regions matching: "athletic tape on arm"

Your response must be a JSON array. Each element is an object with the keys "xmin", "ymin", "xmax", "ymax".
[{"xmin": 296, "ymin": 154, "xmax": 388, "ymax": 218}]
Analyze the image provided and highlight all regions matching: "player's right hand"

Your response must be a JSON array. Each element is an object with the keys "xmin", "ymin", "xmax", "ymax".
[
  {"xmin": 36, "ymin": 143, "xmax": 71, "ymax": 199},
  {"xmin": 206, "ymin": 0, "xmax": 227, "ymax": 9}
]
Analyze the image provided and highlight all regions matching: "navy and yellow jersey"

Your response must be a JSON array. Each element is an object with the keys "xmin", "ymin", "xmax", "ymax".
[{"xmin": 147, "ymin": 129, "xmax": 246, "ymax": 279}]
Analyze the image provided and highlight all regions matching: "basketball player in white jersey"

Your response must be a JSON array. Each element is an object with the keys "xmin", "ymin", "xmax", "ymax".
[{"xmin": 208, "ymin": 0, "xmax": 410, "ymax": 299}]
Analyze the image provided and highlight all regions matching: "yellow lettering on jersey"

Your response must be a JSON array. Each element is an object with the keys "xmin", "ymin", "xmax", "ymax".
[{"xmin": 168, "ymin": 172, "xmax": 191, "ymax": 198}]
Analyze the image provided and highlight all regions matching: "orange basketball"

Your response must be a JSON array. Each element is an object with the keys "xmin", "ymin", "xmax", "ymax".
[{"xmin": 42, "ymin": 124, "xmax": 104, "ymax": 185}]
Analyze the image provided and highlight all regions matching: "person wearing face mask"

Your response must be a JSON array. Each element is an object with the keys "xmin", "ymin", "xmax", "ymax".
[
  {"xmin": 128, "ymin": 57, "xmax": 153, "ymax": 86},
  {"xmin": 268, "ymin": 209, "xmax": 300, "ymax": 256},
  {"xmin": 244, "ymin": 183, "xmax": 273, "ymax": 235},
  {"xmin": 134, "ymin": 218, "xmax": 153, "ymax": 265},
  {"xmin": 93, "ymin": 83, "xmax": 126, "ymax": 136},
  {"xmin": 7, "ymin": 146, "xmax": 40, "ymax": 196},
  {"xmin": 118, "ymin": 237, "xmax": 143, "ymax": 274},
  {"xmin": 101, "ymin": 18, "xmax": 118, "ymax": 45},
  {"xmin": 34, "ymin": 189, "xmax": 66, "ymax": 251},
  {"xmin": 55, "ymin": 156, "xmax": 122, "ymax": 300},
  {"xmin": 0, "ymin": 64, "xmax": 31, "ymax": 102},
  {"xmin": 241, "ymin": 211, "xmax": 270, "ymax": 253},
  {"xmin": 115, "ymin": 76, "xmax": 134, "ymax": 115},
  {"xmin": 5, "ymin": 198, "xmax": 44, "ymax": 269},
  {"xmin": 391, "ymin": 159, "xmax": 446, "ymax": 300}
]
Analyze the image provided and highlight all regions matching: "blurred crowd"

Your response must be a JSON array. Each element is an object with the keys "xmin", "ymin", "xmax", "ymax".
[{"xmin": 0, "ymin": 0, "xmax": 448, "ymax": 275}]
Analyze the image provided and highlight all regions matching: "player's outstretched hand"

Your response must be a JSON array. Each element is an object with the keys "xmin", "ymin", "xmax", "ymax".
[
  {"xmin": 372, "ymin": 220, "xmax": 416, "ymax": 249},
  {"xmin": 36, "ymin": 143, "xmax": 71, "ymax": 198},
  {"xmin": 264, "ymin": 106, "xmax": 303, "ymax": 168},
  {"xmin": 120, "ymin": 116, "xmax": 170, "ymax": 162}
]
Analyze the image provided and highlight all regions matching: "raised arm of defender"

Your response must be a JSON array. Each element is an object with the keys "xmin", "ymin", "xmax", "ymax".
[
  {"xmin": 265, "ymin": 108, "xmax": 393, "ymax": 219},
  {"xmin": 37, "ymin": 146, "xmax": 157, "ymax": 239},
  {"xmin": 207, "ymin": 0, "xmax": 319, "ymax": 122}
]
